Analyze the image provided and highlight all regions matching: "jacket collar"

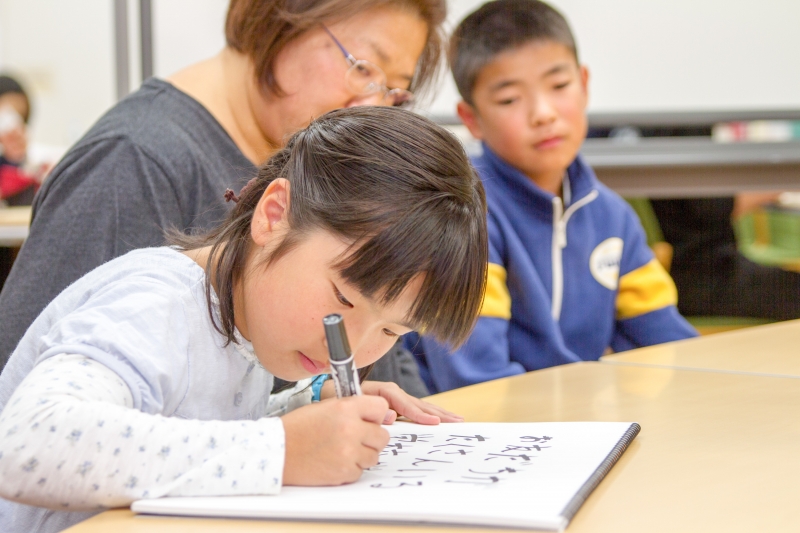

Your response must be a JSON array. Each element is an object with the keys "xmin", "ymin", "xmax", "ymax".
[{"xmin": 475, "ymin": 142, "xmax": 598, "ymax": 213}]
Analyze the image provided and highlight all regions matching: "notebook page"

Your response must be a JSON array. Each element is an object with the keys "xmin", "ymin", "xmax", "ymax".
[{"xmin": 133, "ymin": 421, "xmax": 638, "ymax": 530}]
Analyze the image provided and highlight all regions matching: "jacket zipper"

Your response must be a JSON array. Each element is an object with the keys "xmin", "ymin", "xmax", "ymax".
[{"xmin": 550, "ymin": 190, "xmax": 599, "ymax": 320}]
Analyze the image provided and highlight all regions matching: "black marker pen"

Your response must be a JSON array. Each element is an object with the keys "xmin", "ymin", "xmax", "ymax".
[{"xmin": 323, "ymin": 314, "xmax": 362, "ymax": 398}]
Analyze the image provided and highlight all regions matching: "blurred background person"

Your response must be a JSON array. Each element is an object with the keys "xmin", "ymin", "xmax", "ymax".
[
  {"xmin": 0, "ymin": 74, "xmax": 49, "ymax": 206},
  {"xmin": 0, "ymin": 74, "xmax": 53, "ymax": 291}
]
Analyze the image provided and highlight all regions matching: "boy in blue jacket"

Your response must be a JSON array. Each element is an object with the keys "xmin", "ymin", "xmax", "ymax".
[{"xmin": 410, "ymin": 0, "xmax": 697, "ymax": 393}]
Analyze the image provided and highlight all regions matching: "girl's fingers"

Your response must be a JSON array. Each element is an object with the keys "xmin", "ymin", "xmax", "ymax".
[
  {"xmin": 395, "ymin": 394, "xmax": 463, "ymax": 423},
  {"xmin": 359, "ymin": 381, "xmax": 465, "ymax": 424},
  {"xmin": 417, "ymin": 401, "xmax": 464, "ymax": 422},
  {"xmin": 382, "ymin": 409, "xmax": 398, "ymax": 424},
  {"xmin": 404, "ymin": 408, "xmax": 441, "ymax": 425},
  {"xmin": 360, "ymin": 422, "xmax": 391, "ymax": 454},
  {"xmin": 425, "ymin": 410, "xmax": 463, "ymax": 423},
  {"xmin": 356, "ymin": 446, "xmax": 381, "ymax": 472},
  {"xmin": 350, "ymin": 395, "xmax": 391, "ymax": 425},
  {"xmin": 387, "ymin": 395, "xmax": 441, "ymax": 425}
]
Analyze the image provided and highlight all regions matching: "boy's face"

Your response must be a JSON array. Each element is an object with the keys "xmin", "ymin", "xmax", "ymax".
[{"xmin": 458, "ymin": 41, "xmax": 589, "ymax": 189}]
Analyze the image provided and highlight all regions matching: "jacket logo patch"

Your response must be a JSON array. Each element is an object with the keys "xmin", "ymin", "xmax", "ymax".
[{"xmin": 590, "ymin": 237, "xmax": 623, "ymax": 290}]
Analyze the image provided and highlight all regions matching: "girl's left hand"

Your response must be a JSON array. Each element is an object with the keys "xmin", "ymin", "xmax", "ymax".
[{"xmin": 320, "ymin": 380, "xmax": 464, "ymax": 425}]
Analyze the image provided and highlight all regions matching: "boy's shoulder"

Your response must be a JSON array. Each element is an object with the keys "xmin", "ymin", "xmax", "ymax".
[
  {"xmin": 585, "ymin": 174, "xmax": 638, "ymax": 217},
  {"xmin": 472, "ymin": 149, "xmax": 636, "ymax": 223},
  {"xmin": 474, "ymin": 152, "xmax": 647, "ymax": 265}
]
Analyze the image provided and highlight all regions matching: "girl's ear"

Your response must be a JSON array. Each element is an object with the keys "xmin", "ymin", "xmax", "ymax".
[{"xmin": 251, "ymin": 178, "xmax": 291, "ymax": 246}]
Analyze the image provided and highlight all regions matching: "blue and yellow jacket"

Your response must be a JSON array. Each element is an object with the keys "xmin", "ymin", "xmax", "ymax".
[{"xmin": 409, "ymin": 144, "xmax": 697, "ymax": 393}]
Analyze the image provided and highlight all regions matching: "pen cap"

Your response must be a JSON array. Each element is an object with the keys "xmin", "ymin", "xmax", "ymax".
[{"xmin": 323, "ymin": 314, "xmax": 352, "ymax": 362}]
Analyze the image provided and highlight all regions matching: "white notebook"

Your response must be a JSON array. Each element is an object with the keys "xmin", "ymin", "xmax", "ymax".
[{"xmin": 132, "ymin": 421, "xmax": 639, "ymax": 531}]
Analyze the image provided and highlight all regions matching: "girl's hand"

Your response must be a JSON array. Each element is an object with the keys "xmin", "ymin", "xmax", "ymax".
[
  {"xmin": 362, "ymin": 381, "xmax": 465, "ymax": 425},
  {"xmin": 320, "ymin": 379, "xmax": 464, "ymax": 425},
  {"xmin": 281, "ymin": 395, "xmax": 390, "ymax": 486}
]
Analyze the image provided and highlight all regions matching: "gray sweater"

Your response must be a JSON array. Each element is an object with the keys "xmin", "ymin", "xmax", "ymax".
[{"xmin": 0, "ymin": 78, "xmax": 428, "ymax": 397}]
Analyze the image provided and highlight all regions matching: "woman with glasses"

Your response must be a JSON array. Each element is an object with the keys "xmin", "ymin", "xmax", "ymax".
[{"xmin": 0, "ymin": 0, "xmax": 446, "ymax": 397}]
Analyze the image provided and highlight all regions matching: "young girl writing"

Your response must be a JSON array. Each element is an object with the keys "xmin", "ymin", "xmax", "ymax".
[{"xmin": 0, "ymin": 106, "xmax": 488, "ymax": 533}]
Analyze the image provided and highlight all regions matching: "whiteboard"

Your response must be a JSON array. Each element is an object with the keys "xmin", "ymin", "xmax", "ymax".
[
  {"xmin": 7, "ymin": 0, "xmax": 789, "ymax": 146},
  {"xmin": 152, "ymin": 0, "xmax": 228, "ymax": 78},
  {"xmin": 148, "ymin": 1, "xmax": 800, "ymax": 117},
  {"xmin": 426, "ymin": 0, "xmax": 800, "ymax": 118},
  {"xmin": 0, "ymin": 0, "xmax": 115, "ymax": 147}
]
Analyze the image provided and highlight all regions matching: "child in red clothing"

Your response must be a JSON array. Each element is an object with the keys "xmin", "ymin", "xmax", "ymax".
[
  {"xmin": 0, "ymin": 75, "xmax": 41, "ymax": 205},
  {"xmin": 0, "ymin": 164, "xmax": 39, "ymax": 202}
]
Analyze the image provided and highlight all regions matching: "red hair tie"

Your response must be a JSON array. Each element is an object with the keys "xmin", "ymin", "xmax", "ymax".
[
  {"xmin": 224, "ymin": 178, "xmax": 259, "ymax": 203},
  {"xmin": 223, "ymin": 189, "xmax": 239, "ymax": 203}
]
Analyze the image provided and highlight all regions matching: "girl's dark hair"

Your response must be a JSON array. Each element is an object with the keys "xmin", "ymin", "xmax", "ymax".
[
  {"xmin": 173, "ymin": 106, "xmax": 487, "ymax": 349},
  {"xmin": 225, "ymin": 0, "xmax": 446, "ymax": 99},
  {"xmin": 0, "ymin": 74, "xmax": 30, "ymax": 123}
]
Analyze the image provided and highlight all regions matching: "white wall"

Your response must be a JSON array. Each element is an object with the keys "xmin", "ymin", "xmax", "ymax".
[
  {"xmin": 428, "ymin": 0, "xmax": 800, "ymax": 118},
  {"xmin": 1, "ymin": 0, "xmax": 798, "ymax": 149},
  {"xmin": 152, "ymin": 0, "xmax": 227, "ymax": 78},
  {"xmin": 0, "ymin": 0, "xmax": 228, "ymax": 149},
  {"xmin": 148, "ymin": 0, "xmax": 800, "ymax": 117},
  {"xmin": 0, "ymin": 0, "xmax": 115, "ymax": 147}
]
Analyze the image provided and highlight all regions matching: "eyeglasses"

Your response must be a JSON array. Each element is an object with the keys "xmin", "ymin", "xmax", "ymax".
[{"xmin": 322, "ymin": 26, "xmax": 414, "ymax": 108}]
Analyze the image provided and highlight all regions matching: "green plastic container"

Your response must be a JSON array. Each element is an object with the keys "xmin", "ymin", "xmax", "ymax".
[{"xmin": 767, "ymin": 207, "xmax": 800, "ymax": 255}]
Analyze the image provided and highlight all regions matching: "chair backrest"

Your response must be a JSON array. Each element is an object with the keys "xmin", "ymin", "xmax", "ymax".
[
  {"xmin": 625, "ymin": 197, "xmax": 665, "ymax": 246},
  {"xmin": 625, "ymin": 197, "xmax": 672, "ymax": 272}
]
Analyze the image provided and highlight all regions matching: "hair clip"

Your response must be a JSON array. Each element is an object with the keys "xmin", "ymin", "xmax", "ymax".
[{"xmin": 223, "ymin": 189, "xmax": 240, "ymax": 203}]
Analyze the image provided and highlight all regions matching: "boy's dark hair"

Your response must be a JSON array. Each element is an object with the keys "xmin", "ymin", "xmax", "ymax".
[
  {"xmin": 450, "ymin": 0, "xmax": 577, "ymax": 105},
  {"xmin": 225, "ymin": 0, "xmax": 447, "ymax": 98},
  {"xmin": 173, "ymin": 106, "xmax": 488, "ymax": 349},
  {"xmin": 0, "ymin": 74, "xmax": 30, "ymax": 123}
]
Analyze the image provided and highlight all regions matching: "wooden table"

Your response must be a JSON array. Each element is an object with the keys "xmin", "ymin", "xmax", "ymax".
[
  {"xmin": 66, "ymin": 361, "xmax": 800, "ymax": 533},
  {"xmin": 0, "ymin": 205, "xmax": 31, "ymax": 246},
  {"xmin": 603, "ymin": 319, "xmax": 800, "ymax": 378}
]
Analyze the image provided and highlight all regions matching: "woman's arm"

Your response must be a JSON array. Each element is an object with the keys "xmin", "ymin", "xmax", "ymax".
[{"xmin": 0, "ymin": 354, "xmax": 285, "ymax": 510}]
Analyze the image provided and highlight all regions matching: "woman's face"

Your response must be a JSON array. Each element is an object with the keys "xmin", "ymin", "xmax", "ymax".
[{"xmin": 250, "ymin": 5, "xmax": 429, "ymax": 143}]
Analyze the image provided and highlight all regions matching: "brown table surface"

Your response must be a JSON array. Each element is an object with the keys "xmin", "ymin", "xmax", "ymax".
[
  {"xmin": 602, "ymin": 318, "xmax": 800, "ymax": 378},
  {"xmin": 0, "ymin": 205, "xmax": 31, "ymax": 246},
  {"xmin": 0, "ymin": 205, "xmax": 31, "ymax": 225},
  {"xmin": 66, "ymin": 361, "xmax": 800, "ymax": 533}
]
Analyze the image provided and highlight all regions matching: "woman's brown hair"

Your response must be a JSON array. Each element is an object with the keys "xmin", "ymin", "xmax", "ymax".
[
  {"xmin": 225, "ymin": 0, "xmax": 446, "ymax": 98},
  {"xmin": 173, "ymin": 106, "xmax": 488, "ymax": 349}
]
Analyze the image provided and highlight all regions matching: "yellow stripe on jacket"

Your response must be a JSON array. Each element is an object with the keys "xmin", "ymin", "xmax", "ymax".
[
  {"xmin": 480, "ymin": 263, "xmax": 512, "ymax": 319},
  {"xmin": 616, "ymin": 258, "xmax": 678, "ymax": 320}
]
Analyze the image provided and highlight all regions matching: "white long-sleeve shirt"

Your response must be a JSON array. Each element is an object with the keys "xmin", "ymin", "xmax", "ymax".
[{"xmin": 0, "ymin": 248, "xmax": 312, "ymax": 533}]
